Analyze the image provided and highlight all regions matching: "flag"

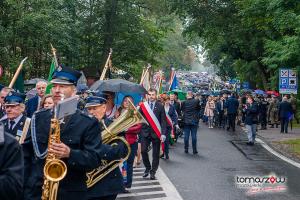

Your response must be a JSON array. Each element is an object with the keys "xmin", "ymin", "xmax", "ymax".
[
  {"xmin": 154, "ymin": 71, "xmax": 163, "ymax": 94},
  {"xmin": 169, "ymin": 73, "xmax": 179, "ymax": 91},
  {"xmin": 158, "ymin": 78, "xmax": 163, "ymax": 94},
  {"xmin": 45, "ymin": 58, "xmax": 56, "ymax": 94},
  {"xmin": 141, "ymin": 69, "xmax": 151, "ymax": 90},
  {"xmin": 169, "ymin": 67, "xmax": 175, "ymax": 85},
  {"xmin": 14, "ymin": 70, "xmax": 24, "ymax": 93}
]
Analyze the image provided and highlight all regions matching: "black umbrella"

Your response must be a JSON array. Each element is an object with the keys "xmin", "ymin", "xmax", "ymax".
[
  {"xmin": 90, "ymin": 79, "xmax": 147, "ymax": 94},
  {"xmin": 220, "ymin": 89, "xmax": 232, "ymax": 94}
]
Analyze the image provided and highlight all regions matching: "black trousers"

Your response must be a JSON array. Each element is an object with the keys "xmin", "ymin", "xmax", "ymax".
[
  {"xmin": 280, "ymin": 117, "xmax": 289, "ymax": 133},
  {"xmin": 227, "ymin": 113, "xmax": 236, "ymax": 131},
  {"xmin": 141, "ymin": 135, "xmax": 161, "ymax": 175},
  {"xmin": 88, "ymin": 195, "xmax": 117, "ymax": 200},
  {"xmin": 218, "ymin": 111, "xmax": 224, "ymax": 127},
  {"xmin": 259, "ymin": 113, "xmax": 267, "ymax": 128}
]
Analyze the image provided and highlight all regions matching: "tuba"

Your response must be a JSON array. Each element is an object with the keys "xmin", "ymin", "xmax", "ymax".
[
  {"xmin": 86, "ymin": 100, "xmax": 147, "ymax": 188},
  {"xmin": 41, "ymin": 118, "xmax": 67, "ymax": 200}
]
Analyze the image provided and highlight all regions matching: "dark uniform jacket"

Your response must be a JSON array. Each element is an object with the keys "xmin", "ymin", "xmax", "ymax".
[
  {"xmin": 1, "ymin": 114, "xmax": 27, "ymax": 137},
  {"xmin": 87, "ymin": 118, "xmax": 128, "ymax": 199},
  {"xmin": 181, "ymin": 98, "xmax": 201, "ymax": 126},
  {"xmin": 0, "ymin": 129, "xmax": 24, "ymax": 200},
  {"xmin": 23, "ymin": 109, "xmax": 102, "ymax": 200},
  {"xmin": 140, "ymin": 101, "xmax": 167, "ymax": 139},
  {"xmin": 25, "ymin": 95, "xmax": 39, "ymax": 118},
  {"xmin": 258, "ymin": 99, "xmax": 269, "ymax": 115}
]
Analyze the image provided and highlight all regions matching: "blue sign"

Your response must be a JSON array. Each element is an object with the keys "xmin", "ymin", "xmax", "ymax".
[
  {"xmin": 279, "ymin": 68, "xmax": 297, "ymax": 94},
  {"xmin": 242, "ymin": 82, "xmax": 250, "ymax": 89}
]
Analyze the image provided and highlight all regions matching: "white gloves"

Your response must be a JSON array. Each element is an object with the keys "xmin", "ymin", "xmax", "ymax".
[
  {"xmin": 160, "ymin": 135, "xmax": 166, "ymax": 142},
  {"xmin": 175, "ymin": 124, "xmax": 180, "ymax": 130}
]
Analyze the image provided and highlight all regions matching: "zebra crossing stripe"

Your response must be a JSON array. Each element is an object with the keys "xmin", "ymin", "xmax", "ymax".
[{"xmin": 117, "ymin": 167, "xmax": 183, "ymax": 200}]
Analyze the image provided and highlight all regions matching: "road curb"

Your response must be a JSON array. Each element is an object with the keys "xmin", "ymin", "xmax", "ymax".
[{"xmin": 241, "ymin": 127, "xmax": 300, "ymax": 169}]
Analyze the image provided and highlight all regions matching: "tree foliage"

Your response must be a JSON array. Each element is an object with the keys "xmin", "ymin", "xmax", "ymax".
[
  {"xmin": 171, "ymin": 0, "xmax": 300, "ymax": 90},
  {"xmin": 0, "ymin": 0, "xmax": 191, "ymax": 84}
]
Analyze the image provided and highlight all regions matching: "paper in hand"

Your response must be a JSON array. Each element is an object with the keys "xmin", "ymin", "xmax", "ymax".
[{"xmin": 56, "ymin": 96, "xmax": 79, "ymax": 119}]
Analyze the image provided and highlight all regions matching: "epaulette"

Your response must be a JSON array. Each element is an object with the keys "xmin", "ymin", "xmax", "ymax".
[{"xmin": 0, "ymin": 122, "xmax": 5, "ymax": 145}]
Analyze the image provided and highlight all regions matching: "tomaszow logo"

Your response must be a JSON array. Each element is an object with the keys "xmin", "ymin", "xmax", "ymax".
[{"xmin": 235, "ymin": 174, "xmax": 287, "ymax": 195}]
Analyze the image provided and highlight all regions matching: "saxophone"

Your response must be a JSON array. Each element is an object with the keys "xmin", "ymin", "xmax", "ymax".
[
  {"xmin": 41, "ymin": 118, "xmax": 67, "ymax": 200},
  {"xmin": 86, "ymin": 100, "xmax": 147, "ymax": 188}
]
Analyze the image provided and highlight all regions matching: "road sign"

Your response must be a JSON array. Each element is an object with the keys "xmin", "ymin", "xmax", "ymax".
[
  {"xmin": 279, "ymin": 68, "xmax": 298, "ymax": 94},
  {"xmin": 242, "ymin": 82, "xmax": 250, "ymax": 89}
]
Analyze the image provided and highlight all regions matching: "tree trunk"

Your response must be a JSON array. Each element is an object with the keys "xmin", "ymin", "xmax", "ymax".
[
  {"xmin": 256, "ymin": 61, "xmax": 269, "ymax": 90},
  {"xmin": 99, "ymin": 0, "xmax": 118, "ymax": 74}
]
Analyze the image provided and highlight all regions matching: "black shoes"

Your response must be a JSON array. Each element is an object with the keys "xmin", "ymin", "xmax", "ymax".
[
  {"xmin": 193, "ymin": 151, "xmax": 198, "ymax": 155},
  {"xmin": 165, "ymin": 154, "xmax": 169, "ymax": 159},
  {"xmin": 142, "ymin": 171, "xmax": 149, "ymax": 178},
  {"xmin": 184, "ymin": 149, "xmax": 188, "ymax": 154},
  {"xmin": 150, "ymin": 173, "xmax": 156, "ymax": 180},
  {"xmin": 246, "ymin": 142, "xmax": 254, "ymax": 146}
]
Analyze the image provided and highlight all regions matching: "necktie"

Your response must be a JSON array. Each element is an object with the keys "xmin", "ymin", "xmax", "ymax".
[
  {"xmin": 150, "ymin": 103, "xmax": 154, "ymax": 110},
  {"xmin": 9, "ymin": 120, "xmax": 15, "ymax": 132}
]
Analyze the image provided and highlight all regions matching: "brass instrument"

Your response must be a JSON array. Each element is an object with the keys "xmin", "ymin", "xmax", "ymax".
[
  {"xmin": 42, "ymin": 118, "xmax": 67, "ymax": 200},
  {"xmin": 86, "ymin": 100, "xmax": 148, "ymax": 188}
]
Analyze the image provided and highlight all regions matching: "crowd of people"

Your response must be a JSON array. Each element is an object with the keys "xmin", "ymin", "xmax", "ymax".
[
  {"xmin": 198, "ymin": 92, "xmax": 297, "ymax": 145},
  {"xmin": 0, "ymin": 65, "xmax": 298, "ymax": 200}
]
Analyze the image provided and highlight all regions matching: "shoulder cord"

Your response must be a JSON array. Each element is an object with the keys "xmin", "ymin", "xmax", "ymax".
[{"xmin": 31, "ymin": 113, "xmax": 47, "ymax": 159}]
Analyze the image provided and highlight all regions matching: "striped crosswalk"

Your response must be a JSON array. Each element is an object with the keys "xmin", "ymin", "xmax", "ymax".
[{"xmin": 117, "ymin": 167, "xmax": 182, "ymax": 200}]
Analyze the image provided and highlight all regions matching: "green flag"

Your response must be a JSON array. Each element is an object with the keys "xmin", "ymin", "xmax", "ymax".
[
  {"xmin": 14, "ymin": 70, "xmax": 24, "ymax": 93},
  {"xmin": 45, "ymin": 59, "xmax": 56, "ymax": 94}
]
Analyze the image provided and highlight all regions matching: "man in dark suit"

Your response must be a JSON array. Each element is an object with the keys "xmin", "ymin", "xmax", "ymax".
[
  {"xmin": 23, "ymin": 65, "xmax": 102, "ymax": 200},
  {"xmin": 140, "ymin": 88, "xmax": 167, "ymax": 180},
  {"xmin": 181, "ymin": 91, "xmax": 201, "ymax": 154},
  {"xmin": 216, "ymin": 96, "xmax": 225, "ymax": 128},
  {"xmin": 25, "ymin": 80, "xmax": 47, "ymax": 117},
  {"xmin": 0, "ymin": 122, "xmax": 24, "ymax": 200},
  {"xmin": 0, "ymin": 91, "xmax": 30, "ymax": 143},
  {"xmin": 278, "ymin": 96, "xmax": 293, "ymax": 133},
  {"xmin": 225, "ymin": 93, "xmax": 239, "ymax": 132}
]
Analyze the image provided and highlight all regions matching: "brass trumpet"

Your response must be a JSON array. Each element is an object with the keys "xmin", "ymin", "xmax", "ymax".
[{"xmin": 86, "ymin": 100, "xmax": 147, "ymax": 188}]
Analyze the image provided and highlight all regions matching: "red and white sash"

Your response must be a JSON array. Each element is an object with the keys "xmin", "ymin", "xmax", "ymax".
[
  {"xmin": 165, "ymin": 111, "xmax": 175, "ymax": 138},
  {"xmin": 140, "ymin": 101, "xmax": 164, "ymax": 151}
]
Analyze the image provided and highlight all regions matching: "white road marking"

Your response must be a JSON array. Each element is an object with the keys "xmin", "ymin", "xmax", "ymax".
[
  {"xmin": 118, "ymin": 191, "xmax": 165, "ymax": 198},
  {"xmin": 256, "ymin": 138, "xmax": 300, "ymax": 169},
  {"xmin": 118, "ymin": 166, "xmax": 183, "ymax": 200},
  {"xmin": 156, "ymin": 167, "xmax": 183, "ymax": 200},
  {"xmin": 242, "ymin": 127, "xmax": 300, "ymax": 169}
]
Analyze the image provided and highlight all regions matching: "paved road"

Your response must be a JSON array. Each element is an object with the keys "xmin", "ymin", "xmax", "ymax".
[{"xmin": 118, "ymin": 124, "xmax": 300, "ymax": 200}]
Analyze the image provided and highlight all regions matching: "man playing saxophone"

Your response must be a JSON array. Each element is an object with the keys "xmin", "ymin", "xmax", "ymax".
[
  {"xmin": 22, "ymin": 65, "xmax": 102, "ymax": 200},
  {"xmin": 85, "ymin": 91, "xmax": 128, "ymax": 200}
]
